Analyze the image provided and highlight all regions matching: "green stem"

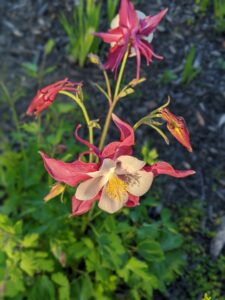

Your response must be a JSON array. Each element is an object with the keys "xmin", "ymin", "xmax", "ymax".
[
  {"xmin": 133, "ymin": 120, "xmax": 142, "ymax": 131},
  {"xmin": 98, "ymin": 100, "xmax": 117, "ymax": 151},
  {"xmin": 103, "ymin": 70, "xmax": 112, "ymax": 103},
  {"xmin": 114, "ymin": 48, "xmax": 130, "ymax": 100},
  {"xmin": 98, "ymin": 48, "xmax": 129, "ymax": 151},
  {"xmin": 59, "ymin": 91, "xmax": 94, "ymax": 162}
]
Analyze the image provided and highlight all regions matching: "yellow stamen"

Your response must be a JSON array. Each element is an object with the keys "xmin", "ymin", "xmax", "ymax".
[{"xmin": 106, "ymin": 175, "xmax": 128, "ymax": 201}]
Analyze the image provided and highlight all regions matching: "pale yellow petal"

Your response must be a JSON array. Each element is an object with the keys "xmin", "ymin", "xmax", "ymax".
[
  {"xmin": 116, "ymin": 155, "xmax": 146, "ymax": 174},
  {"xmin": 87, "ymin": 158, "xmax": 115, "ymax": 178},
  {"xmin": 126, "ymin": 170, "xmax": 153, "ymax": 197},
  {"xmin": 75, "ymin": 176, "xmax": 107, "ymax": 201},
  {"xmin": 98, "ymin": 186, "xmax": 128, "ymax": 214}
]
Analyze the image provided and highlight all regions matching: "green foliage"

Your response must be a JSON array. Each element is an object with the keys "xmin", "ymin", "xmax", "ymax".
[
  {"xmin": 202, "ymin": 293, "xmax": 212, "ymax": 300},
  {"xmin": 195, "ymin": 0, "xmax": 225, "ymax": 31},
  {"xmin": 22, "ymin": 39, "xmax": 56, "ymax": 86},
  {"xmin": 158, "ymin": 69, "xmax": 177, "ymax": 84},
  {"xmin": 0, "ymin": 215, "xmax": 54, "ymax": 297},
  {"xmin": 141, "ymin": 142, "xmax": 158, "ymax": 165},
  {"xmin": 61, "ymin": 0, "xmax": 101, "ymax": 67},
  {"xmin": 176, "ymin": 201, "xmax": 225, "ymax": 299},
  {"xmin": 107, "ymin": 0, "xmax": 120, "ymax": 23},
  {"xmin": 0, "ymin": 124, "xmax": 185, "ymax": 299},
  {"xmin": 213, "ymin": 0, "xmax": 225, "ymax": 31},
  {"xmin": 0, "ymin": 81, "xmax": 185, "ymax": 298},
  {"xmin": 181, "ymin": 46, "xmax": 201, "ymax": 85}
]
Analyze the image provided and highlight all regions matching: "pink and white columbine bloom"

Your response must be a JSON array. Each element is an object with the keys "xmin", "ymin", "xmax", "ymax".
[
  {"xmin": 75, "ymin": 155, "xmax": 153, "ymax": 213},
  {"xmin": 40, "ymin": 114, "xmax": 195, "ymax": 216},
  {"xmin": 94, "ymin": 0, "xmax": 167, "ymax": 79}
]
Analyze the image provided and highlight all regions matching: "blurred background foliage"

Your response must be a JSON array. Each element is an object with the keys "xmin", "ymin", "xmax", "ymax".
[{"xmin": 0, "ymin": 0, "xmax": 225, "ymax": 299}]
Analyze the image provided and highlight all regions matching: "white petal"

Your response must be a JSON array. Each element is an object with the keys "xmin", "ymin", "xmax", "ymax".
[
  {"xmin": 87, "ymin": 158, "xmax": 115, "ymax": 178},
  {"xmin": 110, "ymin": 14, "xmax": 119, "ymax": 29},
  {"xmin": 75, "ymin": 176, "xmax": 107, "ymax": 201},
  {"xmin": 98, "ymin": 186, "xmax": 128, "ymax": 214},
  {"xmin": 136, "ymin": 10, "xmax": 146, "ymax": 20},
  {"xmin": 111, "ymin": 10, "xmax": 146, "ymax": 29},
  {"xmin": 116, "ymin": 156, "xmax": 146, "ymax": 174},
  {"xmin": 126, "ymin": 170, "xmax": 153, "ymax": 197},
  {"xmin": 146, "ymin": 32, "xmax": 154, "ymax": 43}
]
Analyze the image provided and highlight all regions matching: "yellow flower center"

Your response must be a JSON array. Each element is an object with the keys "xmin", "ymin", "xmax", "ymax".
[{"xmin": 106, "ymin": 174, "xmax": 128, "ymax": 201}]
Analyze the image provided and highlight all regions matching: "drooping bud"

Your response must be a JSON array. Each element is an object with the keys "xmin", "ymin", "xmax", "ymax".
[
  {"xmin": 161, "ymin": 108, "xmax": 192, "ymax": 152},
  {"xmin": 44, "ymin": 183, "xmax": 65, "ymax": 202}
]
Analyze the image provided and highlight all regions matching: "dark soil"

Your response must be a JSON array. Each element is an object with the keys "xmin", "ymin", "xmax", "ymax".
[{"xmin": 1, "ymin": 0, "xmax": 225, "ymax": 299}]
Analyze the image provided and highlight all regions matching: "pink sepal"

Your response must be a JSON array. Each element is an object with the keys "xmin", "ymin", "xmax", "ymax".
[{"xmin": 145, "ymin": 162, "xmax": 195, "ymax": 178}]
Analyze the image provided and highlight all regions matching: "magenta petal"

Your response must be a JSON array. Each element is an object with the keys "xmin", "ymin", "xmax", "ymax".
[
  {"xmin": 119, "ymin": 0, "xmax": 138, "ymax": 29},
  {"xmin": 145, "ymin": 162, "xmax": 195, "ymax": 178},
  {"xmin": 140, "ymin": 8, "xmax": 168, "ymax": 36},
  {"xmin": 72, "ymin": 196, "xmax": 96, "ymax": 216},
  {"xmin": 39, "ymin": 152, "xmax": 99, "ymax": 186},
  {"xmin": 134, "ymin": 44, "xmax": 141, "ymax": 79},
  {"xmin": 104, "ymin": 44, "xmax": 128, "ymax": 77}
]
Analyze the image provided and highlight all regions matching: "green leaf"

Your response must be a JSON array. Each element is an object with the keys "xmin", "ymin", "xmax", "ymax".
[
  {"xmin": 137, "ymin": 223, "xmax": 159, "ymax": 241},
  {"xmin": 22, "ymin": 122, "xmax": 40, "ymax": 135},
  {"xmin": 43, "ymin": 66, "xmax": 57, "ymax": 76},
  {"xmin": 160, "ymin": 233, "xmax": 183, "ymax": 252},
  {"xmin": 22, "ymin": 62, "xmax": 38, "ymax": 78},
  {"xmin": 44, "ymin": 39, "xmax": 55, "ymax": 56},
  {"xmin": 119, "ymin": 257, "xmax": 158, "ymax": 287},
  {"xmin": 5, "ymin": 268, "xmax": 25, "ymax": 297},
  {"xmin": 20, "ymin": 252, "xmax": 37, "ymax": 276},
  {"xmin": 80, "ymin": 275, "xmax": 93, "ymax": 300},
  {"xmin": 137, "ymin": 240, "xmax": 165, "ymax": 262},
  {"xmin": 21, "ymin": 233, "xmax": 39, "ymax": 248},
  {"xmin": 52, "ymin": 272, "xmax": 70, "ymax": 300},
  {"xmin": 98, "ymin": 233, "xmax": 125, "ymax": 269},
  {"xmin": 28, "ymin": 275, "xmax": 56, "ymax": 300}
]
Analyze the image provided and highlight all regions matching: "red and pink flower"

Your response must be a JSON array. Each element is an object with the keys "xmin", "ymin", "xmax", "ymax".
[
  {"xmin": 40, "ymin": 115, "xmax": 195, "ymax": 216},
  {"xmin": 94, "ymin": 0, "xmax": 167, "ymax": 79},
  {"xmin": 27, "ymin": 78, "xmax": 81, "ymax": 117}
]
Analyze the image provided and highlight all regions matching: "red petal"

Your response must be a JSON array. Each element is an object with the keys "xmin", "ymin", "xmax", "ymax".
[
  {"xmin": 40, "ymin": 152, "xmax": 99, "ymax": 187},
  {"xmin": 126, "ymin": 194, "xmax": 140, "ymax": 207},
  {"xmin": 104, "ymin": 44, "xmax": 128, "ymax": 77},
  {"xmin": 74, "ymin": 124, "xmax": 100, "ymax": 156},
  {"xmin": 145, "ymin": 162, "xmax": 195, "ymax": 178},
  {"xmin": 119, "ymin": 0, "xmax": 138, "ymax": 29},
  {"xmin": 112, "ymin": 113, "xmax": 134, "ymax": 142},
  {"xmin": 93, "ymin": 28, "xmax": 123, "ymax": 44},
  {"xmin": 140, "ymin": 8, "xmax": 168, "ymax": 36},
  {"xmin": 101, "ymin": 114, "xmax": 135, "ymax": 159},
  {"xmin": 134, "ymin": 44, "xmax": 141, "ymax": 79},
  {"xmin": 72, "ymin": 196, "xmax": 97, "ymax": 216}
]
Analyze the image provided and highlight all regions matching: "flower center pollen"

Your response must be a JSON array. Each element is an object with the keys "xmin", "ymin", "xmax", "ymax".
[{"xmin": 106, "ymin": 175, "xmax": 128, "ymax": 201}]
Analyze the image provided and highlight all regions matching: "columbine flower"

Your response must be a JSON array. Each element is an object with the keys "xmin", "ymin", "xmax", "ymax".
[
  {"xmin": 161, "ymin": 108, "xmax": 192, "ymax": 152},
  {"xmin": 94, "ymin": 0, "xmax": 167, "ymax": 78},
  {"xmin": 75, "ymin": 156, "xmax": 153, "ymax": 213},
  {"xmin": 26, "ymin": 78, "xmax": 81, "ymax": 117},
  {"xmin": 40, "ymin": 115, "xmax": 195, "ymax": 216}
]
